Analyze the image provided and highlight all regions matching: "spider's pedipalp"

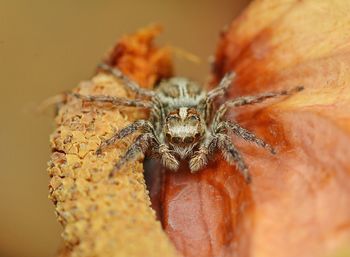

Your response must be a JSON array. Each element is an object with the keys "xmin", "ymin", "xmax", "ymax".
[
  {"xmin": 189, "ymin": 135, "xmax": 218, "ymax": 172},
  {"xmin": 158, "ymin": 144, "xmax": 179, "ymax": 171},
  {"xmin": 189, "ymin": 147, "xmax": 209, "ymax": 173},
  {"xmin": 98, "ymin": 63, "xmax": 156, "ymax": 97}
]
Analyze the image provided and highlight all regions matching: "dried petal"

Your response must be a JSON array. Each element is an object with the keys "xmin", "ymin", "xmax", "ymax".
[{"xmin": 152, "ymin": 1, "xmax": 350, "ymax": 257}]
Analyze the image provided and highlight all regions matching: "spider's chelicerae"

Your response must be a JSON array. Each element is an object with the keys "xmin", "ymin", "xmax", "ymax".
[{"xmin": 74, "ymin": 64, "xmax": 303, "ymax": 182}]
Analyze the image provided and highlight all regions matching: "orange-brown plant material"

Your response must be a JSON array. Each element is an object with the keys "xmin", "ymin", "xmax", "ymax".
[
  {"xmin": 149, "ymin": 1, "xmax": 350, "ymax": 257},
  {"xmin": 48, "ymin": 26, "xmax": 178, "ymax": 257}
]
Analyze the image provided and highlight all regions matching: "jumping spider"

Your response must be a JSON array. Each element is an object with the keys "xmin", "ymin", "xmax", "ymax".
[{"xmin": 74, "ymin": 64, "xmax": 303, "ymax": 182}]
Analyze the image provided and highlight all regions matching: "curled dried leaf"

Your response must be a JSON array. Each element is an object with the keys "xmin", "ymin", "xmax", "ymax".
[{"xmin": 149, "ymin": 1, "xmax": 350, "ymax": 257}]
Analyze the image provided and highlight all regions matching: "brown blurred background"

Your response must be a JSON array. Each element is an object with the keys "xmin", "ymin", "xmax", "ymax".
[{"xmin": 0, "ymin": 1, "xmax": 249, "ymax": 257}]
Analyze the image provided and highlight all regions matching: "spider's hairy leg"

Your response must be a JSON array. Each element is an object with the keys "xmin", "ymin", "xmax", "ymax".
[
  {"xmin": 158, "ymin": 144, "xmax": 179, "ymax": 171},
  {"xmin": 214, "ymin": 86, "xmax": 304, "ymax": 122},
  {"xmin": 228, "ymin": 86, "xmax": 304, "ymax": 108},
  {"xmin": 71, "ymin": 93, "xmax": 153, "ymax": 108},
  {"xmin": 96, "ymin": 120, "xmax": 154, "ymax": 155},
  {"xmin": 207, "ymin": 71, "xmax": 236, "ymax": 100},
  {"xmin": 217, "ymin": 134, "xmax": 251, "ymax": 183},
  {"xmin": 110, "ymin": 133, "xmax": 154, "ymax": 177},
  {"xmin": 217, "ymin": 121, "xmax": 276, "ymax": 154},
  {"xmin": 205, "ymin": 72, "xmax": 235, "ymax": 121},
  {"xmin": 98, "ymin": 63, "xmax": 155, "ymax": 97}
]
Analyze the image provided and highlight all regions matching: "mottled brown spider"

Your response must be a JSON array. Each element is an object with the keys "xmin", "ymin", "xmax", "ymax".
[{"xmin": 74, "ymin": 64, "xmax": 303, "ymax": 182}]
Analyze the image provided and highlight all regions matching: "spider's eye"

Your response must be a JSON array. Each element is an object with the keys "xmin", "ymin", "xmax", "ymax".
[
  {"xmin": 195, "ymin": 133, "xmax": 201, "ymax": 138},
  {"xmin": 172, "ymin": 137, "xmax": 182, "ymax": 144},
  {"xmin": 167, "ymin": 115, "xmax": 179, "ymax": 123},
  {"xmin": 187, "ymin": 115, "xmax": 199, "ymax": 122},
  {"xmin": 165, "ymin": 133, "xmax": 171, "ymax": 140},
  {"xmin": 184, "ymin": 136, "xmax": 194, "ymax": 144}
]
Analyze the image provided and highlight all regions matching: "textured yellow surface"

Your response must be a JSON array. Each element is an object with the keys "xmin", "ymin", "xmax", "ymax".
[
  {"xmin": 47, "ymin": 27, "xmax": 178, "ymax": 257},
  {"xmin": 48, "ymin": 74, "xmax": 178, "ymax": 257}
]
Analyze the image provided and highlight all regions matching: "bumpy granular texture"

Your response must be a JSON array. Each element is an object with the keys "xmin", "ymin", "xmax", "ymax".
[{"xmin": 48, "ymin": 27, "xmax": 178, "ymax": 257}]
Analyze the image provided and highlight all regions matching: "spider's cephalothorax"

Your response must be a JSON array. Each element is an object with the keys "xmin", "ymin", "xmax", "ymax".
[{"xmin": 74, "ymin": 64, "xmax": 303, "ymax": 182}]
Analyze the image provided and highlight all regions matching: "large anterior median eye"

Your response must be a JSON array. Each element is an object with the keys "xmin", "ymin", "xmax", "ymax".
[
  {"xmin": 172, "ymin": 137, "xmax": 182, "ymax": 144},
  {"xmin": 184, "ymin": 136, "xmax": 194, "ymax": 144}
]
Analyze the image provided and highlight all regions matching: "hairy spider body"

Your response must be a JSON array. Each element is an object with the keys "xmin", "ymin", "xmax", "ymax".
[{"xmin": 74, "ymin": 64, "xmax": 303, "ymax": 182}]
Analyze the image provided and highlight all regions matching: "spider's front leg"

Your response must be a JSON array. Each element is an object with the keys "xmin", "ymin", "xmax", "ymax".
[
  {"xmin": 216, "ymin": 121, "xmax": 276, "ymax": 154},
  {"xmin": 216, "ymin": 133, "xmax": 251, "ymax": 183},
  {"xmin": 214, "ymin": 85, "xmax": 304, "ymax": 123},
  {"xmin": 189, "ymin": 132, "xmax": 251, "ymax": 182},
  {"xmin": 71, "ymin": 93, "xmax": 153, "ymax": 108},
  {"xmin": 96, "ymin": 120, "xmax": 154, "ymax": 155},
  {"xmin": 207, "ymin": 71, "xmax": 235, "ymax": 100},
  {"xmin": 98, "ymin": 63, "xmax": 155, "ymax": 97},
  {"xmin": 110, "ymin": 133, "xmax": 155, "ymax": 177},
  {"xmin": 205, "ymin": 72, "xmax": 235, "ymax": 121},
  {"xmin": 211, "ymin": 86, "xmax": 304, "ymax": 152},
  {"xmin": 104, "ymin": 120, "xmax": 178, "ymax": 175}
]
